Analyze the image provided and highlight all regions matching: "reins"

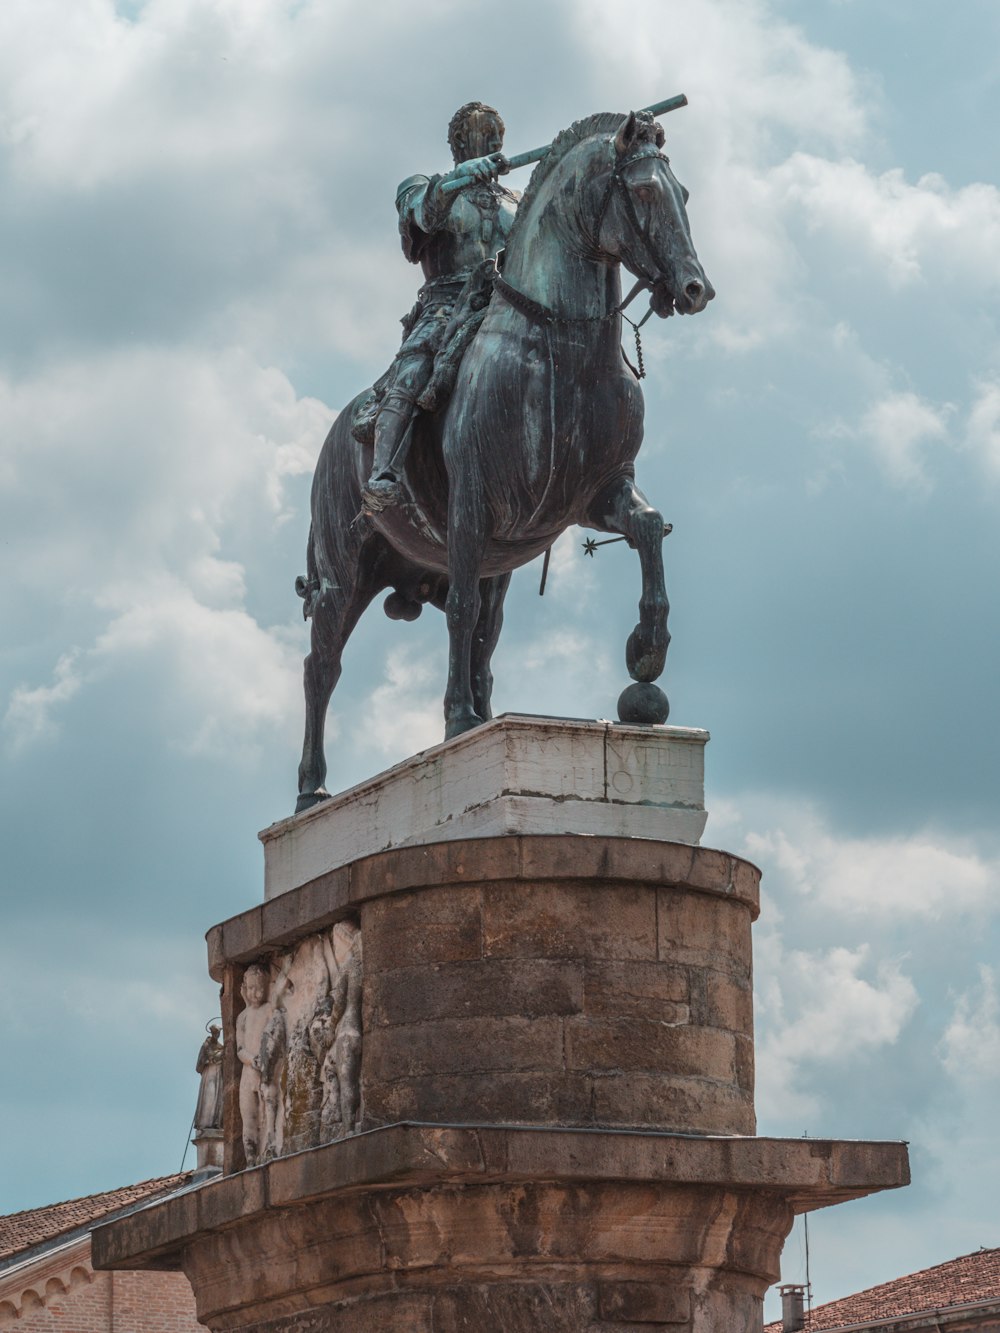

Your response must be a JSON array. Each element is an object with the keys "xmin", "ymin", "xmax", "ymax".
[{"xmin": 492, "ymin": 145, "xmax": 675, "ymax": 380}]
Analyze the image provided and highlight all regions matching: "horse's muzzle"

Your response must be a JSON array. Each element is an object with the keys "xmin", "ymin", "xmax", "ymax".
[
  {"xmin": 651, "ymin": 282, "xmax": 676, "ymax": 318},
  {"xmin": 674, "ymin": 273, "xmax": 715, "ymax": 316},
  {"xmin": 651, "ymin": 273, "xmax": 713, "ymax": 318}
]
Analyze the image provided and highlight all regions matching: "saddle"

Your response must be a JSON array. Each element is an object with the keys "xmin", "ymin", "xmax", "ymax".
[{"xmin": 351, "ymin": 259, "xmax": 497, "ymax": 445}]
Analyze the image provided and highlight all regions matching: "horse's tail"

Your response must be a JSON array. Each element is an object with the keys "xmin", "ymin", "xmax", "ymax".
[{"xmin": 294, "ymin": 522, "xmax": 320, "ymax": 620}]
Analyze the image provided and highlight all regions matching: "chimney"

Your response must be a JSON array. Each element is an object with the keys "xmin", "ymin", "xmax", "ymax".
[{"xmin": 779, "ymin": 1284, "xmax": 807, "ymax": 1332}]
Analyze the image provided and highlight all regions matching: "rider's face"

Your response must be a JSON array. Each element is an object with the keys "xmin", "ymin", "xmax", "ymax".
[{"xmin": 457, "ymin": 112, "xmax": 503, "ymax": 161}]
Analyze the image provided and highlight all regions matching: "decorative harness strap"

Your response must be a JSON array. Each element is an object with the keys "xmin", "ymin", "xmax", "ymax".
[{"xmin": 492, "ymin": 145, "xmax": 674, "ymax": 380}]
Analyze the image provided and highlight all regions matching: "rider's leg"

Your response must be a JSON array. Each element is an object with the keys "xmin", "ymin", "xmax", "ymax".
[
  {"xmin": 368, "ymin": 392, "xmax": 413, "ymax": 482},
  {"xmin": 364, "ymin": 353, "xmax": 433, "ymax": 510}
]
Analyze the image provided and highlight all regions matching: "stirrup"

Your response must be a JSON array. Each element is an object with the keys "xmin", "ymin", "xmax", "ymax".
[{"xmin": 361, "ymin": 476, "xmax": 404, "ymax": 514}]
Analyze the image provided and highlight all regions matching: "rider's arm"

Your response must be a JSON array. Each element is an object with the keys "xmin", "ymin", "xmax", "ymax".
[
  {"xmin": 396, "ymin": 155, "xmax": 506, "ymax": 260},
  {"xmin": 396, "ymin": 174, "xmax": 454, "ymax": 261}
]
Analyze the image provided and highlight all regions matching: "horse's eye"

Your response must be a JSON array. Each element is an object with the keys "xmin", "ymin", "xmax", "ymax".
[{"xmin": 634, "ymin": 183, "xmax": 657, "ymax": 206}]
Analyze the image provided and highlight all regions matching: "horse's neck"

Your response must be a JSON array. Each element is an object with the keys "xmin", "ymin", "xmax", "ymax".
[{"xmin": 503, "ymin": 146, "xmax": 621, "ymax": 320}]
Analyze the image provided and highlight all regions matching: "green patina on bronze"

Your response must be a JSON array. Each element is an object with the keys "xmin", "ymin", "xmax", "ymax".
[{"xmin": 294, "ymin": 98, "xmax": 714, "ymax": 811}]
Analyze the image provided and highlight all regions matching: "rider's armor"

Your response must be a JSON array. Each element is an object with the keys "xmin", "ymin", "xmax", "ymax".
[
  {"xmin": 397, "ymin": 174, "xmax": 518, "ymax": 277},
  {"xmin": 352, "ymin": 173, "xmax": 518, "ymax": 478}
]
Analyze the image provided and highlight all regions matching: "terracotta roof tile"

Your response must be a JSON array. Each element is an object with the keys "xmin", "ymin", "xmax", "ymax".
[
  {"xmin": 765, "ymin": 1246, "xmax": 1000, "ymax": 1330},
  {"xmin": 0, "ymin": 1174, "xmax": 191, "ymax": 1263}
]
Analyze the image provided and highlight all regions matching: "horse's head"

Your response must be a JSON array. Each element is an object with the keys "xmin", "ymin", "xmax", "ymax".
[{"xmin": 596, "ymin": 111, "xmax": 714, "ymax": 318}]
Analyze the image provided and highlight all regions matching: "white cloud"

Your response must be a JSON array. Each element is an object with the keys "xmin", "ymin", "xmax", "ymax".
[
  {"xmin": 0, "ymin": 0, "xmax": 348, "ymax": 188},
  {"xmin": 940, "ymin": 966, "xmax": 1000, "ymax": 1084},
  {"xmin": 4, "ymin": 583, "xmax": 302, "ymax": 758},
  {"xmin": 92, "ymin": 581, "xmax": 303, "ymax": 755},
  {"xmin": 745, "ymin": 808, "xmax": 996, "ymax": 920},
  {"xmin": 859, "ymin": 390, "xmax": 952, "ymax": 490},
  {"xmin": 571, "ymin": 0, "xmax": 867, "ymax": 154},
  {"xmin": 965, "ymin": 379, "xmax": 1000, "ymax": 478},
  {"xmin": 356, "ymin": 645, "xmax": 443, "ymax": 759},
  {"xmin": 755, "ymin": 936, "xmax": 918, "ymax": 1121},
  {"xmin": 569, "ymin": 0, "xmax": 869, "ymax": 350},
  {"xmin": 770, "ymin": 154, "xmax": 1000, "ymax": 290},
  {"xmin": 3, "ymin": 652, "xmax": 84, "ymax": 750},
  {"xmin": 0, "ymin": 346, "xmax": 327, "ymax": 753}
]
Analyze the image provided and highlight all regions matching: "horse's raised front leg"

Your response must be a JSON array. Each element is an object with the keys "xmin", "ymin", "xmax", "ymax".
[
  {"xmin": 471, "ymin": 571, "xmax": 512, "ymax": 722},
  {"xmin": 296, "ymin": 543, "xmax": 383, "ymax": 812},
  {"xmin": 588, "ymin": 473, "xmax": 671, "ymax": 721},
  {"xmin": 444, "ymin": 483, "xmax": 489, "ymax": 739}
]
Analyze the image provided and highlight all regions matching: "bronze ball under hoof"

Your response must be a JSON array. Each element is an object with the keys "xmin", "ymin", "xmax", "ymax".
[{"xmin": 617, "ymin": 681, "xmax": 670, "ymax": 725}]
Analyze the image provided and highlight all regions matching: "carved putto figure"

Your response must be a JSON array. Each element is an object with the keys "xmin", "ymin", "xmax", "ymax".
[{"xmin": 235, "ymin": 962, "xmax": 287, "ymax": 1166}]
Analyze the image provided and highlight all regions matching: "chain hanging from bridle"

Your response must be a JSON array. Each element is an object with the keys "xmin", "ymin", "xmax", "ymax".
[{"xmin": 592, "ymin": 145, "xmax": 677, "ymax": 380}]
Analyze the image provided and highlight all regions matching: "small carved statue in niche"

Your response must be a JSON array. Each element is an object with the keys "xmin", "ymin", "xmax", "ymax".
[
  {"xmin": 308, "ymin": 921, "xmax": 363, "ymax": 1140},
  {"xmin": 194, "ymin": 1024, "xmax": 223, "ymax": 1132}
]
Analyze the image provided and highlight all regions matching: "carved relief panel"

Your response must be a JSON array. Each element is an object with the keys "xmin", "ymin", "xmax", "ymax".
[{"xmin": 235, "ymin": 921, "xmax": 362, "ymax": 1167}]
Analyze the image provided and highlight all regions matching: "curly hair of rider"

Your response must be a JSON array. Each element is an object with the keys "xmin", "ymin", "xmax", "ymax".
[{"xmin": 447, "ymin": 102, "xmax": 505, "ymax": 160}]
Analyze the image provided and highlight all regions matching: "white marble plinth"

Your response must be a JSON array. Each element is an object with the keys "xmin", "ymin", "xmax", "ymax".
[{"xmin": 261, "ymin": 714, "xmax": 709, "ymax": 901}]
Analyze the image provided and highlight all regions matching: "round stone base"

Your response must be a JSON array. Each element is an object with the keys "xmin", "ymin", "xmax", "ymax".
[
  {"xmin": 356, "ymin": 837, "xmax": 759, "ymax": 1138},
  {"xmin": 91, "ymin": 1126, "xmax": 908, "ymax": 1332}
]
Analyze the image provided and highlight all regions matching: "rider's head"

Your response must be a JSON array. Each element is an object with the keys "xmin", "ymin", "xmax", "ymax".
[{"xmin": 448, "ymin": 102, "xmax": 504, "ymax": 163}]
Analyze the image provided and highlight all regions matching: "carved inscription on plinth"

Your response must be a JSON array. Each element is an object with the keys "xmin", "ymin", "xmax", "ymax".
[{"xmin": 235, "ymin": 921, "xmax": 362, "ymax": 1166}]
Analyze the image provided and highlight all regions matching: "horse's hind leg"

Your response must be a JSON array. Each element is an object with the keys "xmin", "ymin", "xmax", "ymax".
[
  {"xmin": 588, "ymin": 473, "xmax": 671, "ymax": 693},
  {"xmin": 471, "ymin": 572, "xmax": 512, "ymax": 722},
  {"xmin": 297, "ymin": 548, "xmax": 384, "ymax": 812}
]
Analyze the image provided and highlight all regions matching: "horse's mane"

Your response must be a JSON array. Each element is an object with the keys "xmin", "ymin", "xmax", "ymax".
[{"xmin": 504, "ymin": 111, "xmax": 626, "ymax": 253}]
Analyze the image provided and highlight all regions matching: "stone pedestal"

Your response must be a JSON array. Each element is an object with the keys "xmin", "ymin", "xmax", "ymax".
[
  {"xmin": 259, "ymin": 715, "xmax": 710, "ymax": 899},
  {"xmin": 192, "ymin": 1130, "xmax": 224, "ymax": 1176},
  {"xmin": 93, "ymin": 716, "xmax": 909, "ymax": 1331}
]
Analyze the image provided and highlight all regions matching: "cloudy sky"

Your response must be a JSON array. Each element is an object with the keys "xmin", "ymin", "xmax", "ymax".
[{"xmin": 2, "ymin": 0, "xmax": 998, "ymax": 1318}]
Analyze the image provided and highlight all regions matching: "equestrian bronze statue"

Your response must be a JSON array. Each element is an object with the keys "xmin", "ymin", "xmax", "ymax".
[{"xmin": 295, "ymin": 102, "xmax": 714, "ymax": 812}]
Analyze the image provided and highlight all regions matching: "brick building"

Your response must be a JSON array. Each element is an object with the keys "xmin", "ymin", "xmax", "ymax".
[
  {"xmin": 0, "ymin": 1175, "xmax": 202, "ymax": 1330},
  {"xmin": 766, "ymin": 1246, "xmax": 1000, "ymax": 1332}
]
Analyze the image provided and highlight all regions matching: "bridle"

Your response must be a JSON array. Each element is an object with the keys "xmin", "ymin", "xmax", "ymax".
[
  {"xmin": 492, "ymin": 141, "xmax": 682, "ymax": 376},
  {"xmin": 592, "ymin": 144, "xmax": 678, "ymax": 293}
]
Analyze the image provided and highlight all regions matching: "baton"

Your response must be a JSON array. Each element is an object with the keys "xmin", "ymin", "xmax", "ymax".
[{"xmin": 440, "ymin": 93, "xmax": 688, "ymax": 195}]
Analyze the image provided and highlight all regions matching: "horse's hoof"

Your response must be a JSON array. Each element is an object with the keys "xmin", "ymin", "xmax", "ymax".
[
  {"xmin": 617, "ymin": 681, "xmax": 670, "ymax": 725},
  {"xmin": 295, "ymin": 788, "xmax": 331, "ymax": 814},
  {"xmin": 626, "ymin": 626, "xmax": 667, "ymax": 683},
  {"xmin": 444, "ymin": 711, "xmax": 484, "ymax": 741}
]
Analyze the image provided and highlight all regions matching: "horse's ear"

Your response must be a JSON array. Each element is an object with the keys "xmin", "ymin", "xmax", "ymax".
[
  {"xmin": 614, "ymin": 111, "xmax": 638, "ymax": 157},
  {"xmin": 654, "ymin": 121, "xmax": 666, "ymax": 149}
]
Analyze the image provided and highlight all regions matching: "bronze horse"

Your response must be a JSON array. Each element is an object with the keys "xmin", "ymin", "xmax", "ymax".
[{"xmin": 295, "ymin": 111, "xmax": 714, "ymax": 811}]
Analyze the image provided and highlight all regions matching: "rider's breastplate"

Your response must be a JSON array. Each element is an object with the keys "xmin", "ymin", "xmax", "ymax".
[{"xmin": 419, "ymin": 184, "xmax": 517, "ymax": 283}]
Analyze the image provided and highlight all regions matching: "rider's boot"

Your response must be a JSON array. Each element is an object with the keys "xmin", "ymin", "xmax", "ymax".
[{"xmin": 362, "ymin": 396, "xmax": 412, "ymax": 514}]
